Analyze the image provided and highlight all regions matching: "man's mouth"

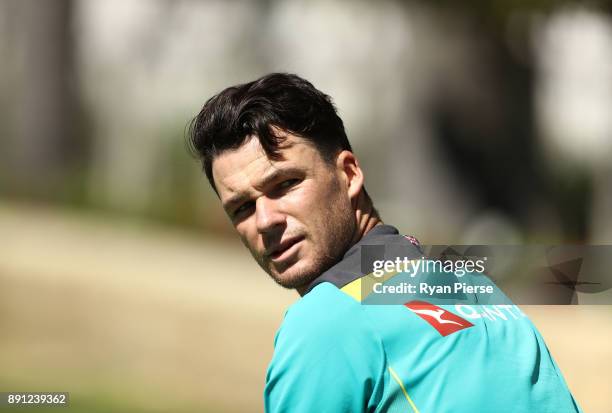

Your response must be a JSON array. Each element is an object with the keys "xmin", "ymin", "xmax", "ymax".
[{"xmin": 267, "ymin": 236, "xmax": 305, "ymax": 261}]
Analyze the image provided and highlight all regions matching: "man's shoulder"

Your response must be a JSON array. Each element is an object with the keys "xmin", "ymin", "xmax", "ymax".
[
  {"xmin": 273, "ymin": 282, "xmax": 381, "ymax": 353},
  {"xmin": 265, "ymin": 284, "xmax": 388, "ymax": 412},
  {"xmin": 281, "ymin": 282, "xmax": 364, "ymax": 334}
]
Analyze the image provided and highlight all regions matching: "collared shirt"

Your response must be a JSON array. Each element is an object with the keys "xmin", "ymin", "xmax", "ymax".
[
  {"xmin": 302, "ymin": 224, "xmax": 422, "ymax": 295},
  {"xmin": 264, "ymin": 224, "xmax": 583, "ymax": 413}
]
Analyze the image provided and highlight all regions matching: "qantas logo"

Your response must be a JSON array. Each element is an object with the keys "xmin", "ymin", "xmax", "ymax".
[
  {"xmin": 410, "ymin": 308, "xmax": 464, "ymax": 326},
  {"xmin": 405, "ymin": 301, "xmax": 474, "ymax": 336}
]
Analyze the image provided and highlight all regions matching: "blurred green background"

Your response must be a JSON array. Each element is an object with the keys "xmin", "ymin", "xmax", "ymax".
[{"xmin": 1, "ymin": 0, "xmax": 611, "ymax": 412}]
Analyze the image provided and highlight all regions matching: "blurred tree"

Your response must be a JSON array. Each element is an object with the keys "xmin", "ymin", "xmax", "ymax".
[
  {"xmin": 2, "ymin": 0, "xmax": 89, "ymax": 203},
  {"xmin": 419, "ymin": 1, "xmax": 606, "ymax": 242}
]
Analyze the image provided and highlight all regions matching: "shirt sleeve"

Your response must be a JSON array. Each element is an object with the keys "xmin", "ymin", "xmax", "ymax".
[{"xmin": 264, "ymin": 297, "xmax": 386, "ymax": 413}]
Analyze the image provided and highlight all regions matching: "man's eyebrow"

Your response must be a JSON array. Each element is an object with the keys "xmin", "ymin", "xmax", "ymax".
[
  {"xmin": 257, "ymin": 166, "xmax": 302, "ymax": 189},
  {"xmin": 222, "ymin": 166, "xmax": 303, "ymax": 210}
]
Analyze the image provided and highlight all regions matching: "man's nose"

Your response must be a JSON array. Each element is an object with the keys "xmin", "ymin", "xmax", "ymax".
[{"xmin": 255, "ymin": 197, "xmax": 285, "ymax": 233}]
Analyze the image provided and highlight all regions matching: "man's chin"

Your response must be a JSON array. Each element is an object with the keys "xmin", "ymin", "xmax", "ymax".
[{"xmin": 269, "ymin": 263, "xmax": 318, "ymax": 290}]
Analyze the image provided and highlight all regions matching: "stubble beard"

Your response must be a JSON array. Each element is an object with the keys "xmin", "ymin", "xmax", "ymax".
[{"xmin": 264, "ymin": 195, "xmax": 356, "ymax": 291}]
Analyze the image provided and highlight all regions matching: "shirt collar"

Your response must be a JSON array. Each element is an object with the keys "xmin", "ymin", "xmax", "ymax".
[
  {"xmin": 342, "ymin": 224, "xmax": 399, "ymax": 259},
  {"xmin": 299, "ymin": 224, "xmax": 401, "ymax": 296}
]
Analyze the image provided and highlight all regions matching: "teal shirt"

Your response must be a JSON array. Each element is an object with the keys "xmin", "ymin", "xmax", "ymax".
[{"xmin": 264, "ymin": 226, "xmax": 582, "ymax": 412}]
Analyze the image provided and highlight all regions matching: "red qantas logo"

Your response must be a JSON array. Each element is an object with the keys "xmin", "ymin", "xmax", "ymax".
[{"xmin": 405, "ymin": 301, "xmax": 474, "ymax": 336}]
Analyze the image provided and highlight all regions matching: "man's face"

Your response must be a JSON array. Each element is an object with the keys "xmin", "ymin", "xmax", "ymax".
[{"xmin": 212, "ymin": 132, "xmax": 356, "ymax": 290}]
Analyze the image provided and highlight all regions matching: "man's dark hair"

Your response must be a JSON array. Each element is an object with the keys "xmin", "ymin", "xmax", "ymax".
[{"xmin": 188, "ymin": 73, "xmax": 353, "ymax": 190}]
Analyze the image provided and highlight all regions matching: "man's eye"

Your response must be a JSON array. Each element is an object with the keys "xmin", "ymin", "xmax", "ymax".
[
  {"xmin": 278, "ymin": 179, "xmax": 300, "ymax": 190},
  {"xmin": 233, "ymin": 201, "xmax": 254, "ymax": 217}
]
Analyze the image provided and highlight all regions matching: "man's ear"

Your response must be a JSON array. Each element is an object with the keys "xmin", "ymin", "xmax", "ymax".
[{"xmin": 335, "ymin": 150, "xmax": 364, "ymax": 204}]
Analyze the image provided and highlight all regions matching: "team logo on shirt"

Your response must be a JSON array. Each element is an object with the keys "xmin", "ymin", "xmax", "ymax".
[{"xmin": 405, "ymin": 300, "xmax": 474, "ymax": 336}]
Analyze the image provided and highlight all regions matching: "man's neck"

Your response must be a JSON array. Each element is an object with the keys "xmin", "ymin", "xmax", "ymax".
[{"xmin": 350, "ymin": 192, "xmax": 383, "ymax": 247}]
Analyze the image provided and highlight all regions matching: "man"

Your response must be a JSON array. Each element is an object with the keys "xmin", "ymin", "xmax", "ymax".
[{"xmin": 188, "ymin": 73, "xmax": 582, "ymax": 412}]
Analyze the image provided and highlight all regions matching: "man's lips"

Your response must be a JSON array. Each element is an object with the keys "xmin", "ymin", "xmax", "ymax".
[{"xmin": 266, "ymin": 236, "xmax": 305, "ymax": 260}]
